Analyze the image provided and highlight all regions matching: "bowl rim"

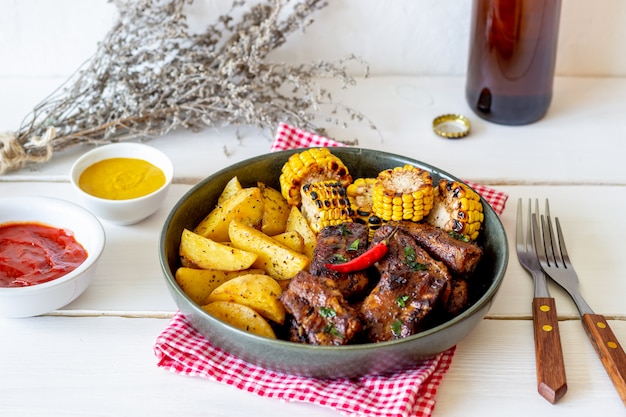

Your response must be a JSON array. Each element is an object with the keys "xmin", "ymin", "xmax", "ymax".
[
  {"xmin": 69, "ymin": 142, "xmax": 174, "ymax": 203},
  {"xmin": 0, "ymin": 195, "xmax": 106, "ymax": 292},
  {"xmin": 160, "ymin": 147, "xmax": 509, "ymax": 351}
]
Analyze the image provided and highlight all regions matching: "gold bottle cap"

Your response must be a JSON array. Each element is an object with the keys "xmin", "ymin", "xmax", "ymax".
[{"xmin": 432, "ymin": 114, "xmax": 471, "ymax": 139}]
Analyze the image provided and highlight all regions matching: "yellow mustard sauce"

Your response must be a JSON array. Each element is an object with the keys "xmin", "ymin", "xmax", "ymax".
[{"xmin": 78, "ymin": 157, "xmax": 166, "ymax": 200}]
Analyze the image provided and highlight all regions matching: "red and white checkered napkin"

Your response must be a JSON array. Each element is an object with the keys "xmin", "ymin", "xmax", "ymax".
[
  {"xmin": 155, "ymin": 312, "xmax": 456, "ymax": 417},
  {"xmin": 154, "ymin": 122, "xmax": 508, "ymax": 417}
]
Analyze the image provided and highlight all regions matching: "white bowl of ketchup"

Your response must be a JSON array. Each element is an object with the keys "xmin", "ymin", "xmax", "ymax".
[{"xmin": 0, "ymin": 196, "xmax": 105, "ymax": 318}]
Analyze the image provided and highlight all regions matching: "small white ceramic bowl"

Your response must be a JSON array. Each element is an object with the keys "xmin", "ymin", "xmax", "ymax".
[
  {"xmin": 70, "ymin": 143, "xmax": 174, "ymax": 225},
  {"xmin": 0, "ymin": 196, "xmax": 106, "ymax": 318}
]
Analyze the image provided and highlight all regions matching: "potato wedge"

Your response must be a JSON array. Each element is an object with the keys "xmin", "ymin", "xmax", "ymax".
[
  {"xmin": 228, "ymin": 220, "xmax": 309, "ymax": 280},
  {"xmin": 194, "ymin": 187, "xmax": 264, "ymax": 242},
  {"xmin": 174, "ymin": 267, "xmax": 264, "ymax": 305},
  {"xmin": 179, "ymin": 229, "xmax": 257, "ymax": 271},
  {"xmin": 180, "ymin": 256, "xmax": 199, "ymax": 269},
  {"xmin": 271, "ymin": 231, "xmax": 304, "ymax": 253},
  {"xmin": 285, "ymin": 205, "xmax": 317, "ymax": 260},
  {"xmin": 206, "ymin": 273, "xmax": 285, "ymax": 324},
  {"xmin": 258, "ymin": 182, "xmax": 290, "ymax": 236},
  {"xmin": 202, "ymin": 301, "xmax": 276, "ymax": 339},
  {"xmin": 217, "ymin": 176, "xmax": 243, "ymax": 206}
]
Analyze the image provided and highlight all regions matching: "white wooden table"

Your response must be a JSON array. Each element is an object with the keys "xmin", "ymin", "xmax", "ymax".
[{"xmin": 1, "ymin": 75, "xmax": 625, "ymax": 416}]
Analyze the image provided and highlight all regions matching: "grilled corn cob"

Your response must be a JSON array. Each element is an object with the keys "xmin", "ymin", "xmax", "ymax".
[
  {"xmin": 426, "ymin": 179, "xmax": 484, "ymax": 241},
  {"xmin": 347, "ymin": 177, "xmax": 383, "ymax": 239},
  {"xmin": 279, "ymin": 148, "xmax": 352, "ymax": 206},
  {"xmin": 371, "ymin": 165, "xmax": 434, "ymax": 222},
  {"xmin": 300, "ymin": 181, "xmax": 353, "ymax": 233}
]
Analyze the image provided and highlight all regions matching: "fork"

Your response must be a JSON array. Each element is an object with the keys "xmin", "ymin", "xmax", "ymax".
[
  {"xmin": 532, "ymin": 199, "xmax": 626, "ymax": 406},
  {"xmin": 516, "ymin": 199, "xmax": 567, "ymax": 403}
]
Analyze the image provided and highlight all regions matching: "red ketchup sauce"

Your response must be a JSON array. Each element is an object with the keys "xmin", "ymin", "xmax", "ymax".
[{"xmin": 0, "ymin": 222, "xmax": 88, "ymax": 288}]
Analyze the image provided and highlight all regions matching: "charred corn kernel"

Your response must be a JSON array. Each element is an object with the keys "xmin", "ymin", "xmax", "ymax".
[
  {"xmin": 347, "ymin": 178, "xmax": 376, "ymax": 210},
  {"xmin": 347, "ymin": 177, "xmax": 382, "ymax": 239},
  {"xmin": 371, "ymin": 165, "xmax": 434, "ymax": 222},
  {"xmin": 350, "ymin": 209, "xmax": 383, "ymax": 240},
  {"xmin": 426, "ymin": 179, "xmax": 484, "ymax": 240},
  {"xmin": 300, "ymin": 181, "xmax": 353, "ymax": 233},
  {"xmin": 279, "ymin": 148, "xmax": 352, "ymax": 206}
]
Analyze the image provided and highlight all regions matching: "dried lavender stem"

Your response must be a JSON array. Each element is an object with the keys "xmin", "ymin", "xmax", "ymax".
[{"xmin": 0, "ymin": 0, "xmax": 373, "ymax": 175}]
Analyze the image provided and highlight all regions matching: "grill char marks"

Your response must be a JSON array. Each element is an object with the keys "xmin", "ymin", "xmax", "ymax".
[
  {"xmin": 279, "ymin": 271, "xmax": 362, "ymax": 345},
  {"xmin": 359, "ymin": 227, "xmax": 452, "ymax": 342},
  {"xmin": 280, "ymin": 220, "xmax": 481, "ymax": 345},
  {"xmin": 309, "ymin": 222, "xmax": 370, "ymax": 298},
  {"xmin": 398, "ymin": 221, "xmax": 483, "ymax": 278}
]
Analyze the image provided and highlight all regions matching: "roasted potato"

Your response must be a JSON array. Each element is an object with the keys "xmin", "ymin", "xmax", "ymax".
[
  {"xmin": 179, "ymin": 256, "xmax": 199, "ymax": 269},
  {"xmin": 285, "ymin": 205, "xmax": 317, "ymax": 260},
  {"xmin": 206, "ymin": 273, "xmax": 285, "ymax": 324},
  {"xmin": 258, "ymin": 182, "xmax": 290, "ymax": 236},
  {"xmin": 270, "ymin": 231, "xmax": 304, "ymax": 253},
  {"xmin": 194, "ymin": 187, "xmax": 264, "ymax": 242},
  {"xmin": 174, "ymin": 267, "xmax": 264, "ymax": 305},
  {"xmin": 217, "ymin": 176, "xmax": 243, "ymax": 206},
  {"xmin": 202, "ymin": 301, "xmax": 276, "ymax": 339},
  {"xmin": 228, "ymin": 220, "xmax": 309, "ymax": 280},
  {"xmin": 179, "ymin": 228, "xmax": 257, "ymax": 271}
]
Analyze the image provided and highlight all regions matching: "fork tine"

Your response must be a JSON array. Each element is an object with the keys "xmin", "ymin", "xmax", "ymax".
[
  {"xmin": 545, "ymin": 200, "xmax": 558, "ymax": 265},
  {"xmin": 539, "ymin": 213, "xmax": 553, "ymax": 267},
  {"xmin": 516, "ymin": 199, "xmax": 524, "ymax": 251},
  {"xmin": 541, "ymin": 200, "xmax": 558, "ymax": 267},
  {"xmin": 531, "ymin": 213, "xmax": 546, "ymax": 263},
  {"xmin": 554, "ymin": 217, "xmax": 572, "ymax": 267},
  {"xmin": 517, "ymin": 198, "xmax": 538, "ymax": 254},
  {"xmin": 530, "ymin": 199, "xmax": 539, "ymax": 253},
  {"xmin": 544, "ymin": 199, "xmax": 567, "ymax": 268},
  {"xmin": 525, "ymin": 199, "xmax": 533, "ymax": 253}
]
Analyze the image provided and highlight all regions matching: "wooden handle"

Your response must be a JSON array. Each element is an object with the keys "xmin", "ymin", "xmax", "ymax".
[
  {"xmin": 532, "ymin": 297, "xmax": 568, "ymax": 403},
  {"xmin": 582, "ymin": 314, "xmax": 626, "ymax": 407}
]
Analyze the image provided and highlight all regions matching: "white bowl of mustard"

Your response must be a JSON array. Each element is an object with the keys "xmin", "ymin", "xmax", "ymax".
[{"xmin": 70, "ymin": 143, "xmax": 174, "ymax": 225}]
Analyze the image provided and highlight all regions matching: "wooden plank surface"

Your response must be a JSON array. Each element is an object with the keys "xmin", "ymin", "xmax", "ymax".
[
  {"xmin": 1, "ymin": 75, "xmax": 625, "ymax": 416},
  {"xmin": 1, "ymin": 76, "xmax": 625, "ymax": 185},
  {"xmin": 1, "ymin": 317, "xmax": 624, "ymax": 416}
]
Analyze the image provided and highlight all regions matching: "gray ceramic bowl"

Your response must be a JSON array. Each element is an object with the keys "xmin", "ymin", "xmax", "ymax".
[{"xmin": 160, "ymin": 148, "xmax": 508, "ymax": 378}]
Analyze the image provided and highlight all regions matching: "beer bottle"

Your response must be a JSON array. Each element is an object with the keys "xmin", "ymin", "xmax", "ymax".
[{"xmin": 465, "ymin": 0, "xmax": 562, "ymax": 125}]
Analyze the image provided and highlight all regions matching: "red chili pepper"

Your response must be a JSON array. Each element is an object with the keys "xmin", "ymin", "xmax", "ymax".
[{"xmin": 324, "ymin": 225, "xmax": 399, "ymax": 273}]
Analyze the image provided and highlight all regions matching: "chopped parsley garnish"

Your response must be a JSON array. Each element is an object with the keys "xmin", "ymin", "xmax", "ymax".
[
  {"xmin": 347, "ymin": 238, "xmax": 360, "ymax": 252},
  {"xmin": 323, "ymin": 323, "xmax": 344, "ymax": 338},
  {"xmin": 449, "ymin": 231, "xmax": 470, "ymax": 242},
  {"xmin": 391, "ymin": 319, "xmax": 403, "ymax": 336},
  {"xmin": 396, "ymin": 295, "xmax": 410, "ymax": 308},
  {"xmin": 319, "ymin": 307, "xmax": 337, "ymax": 318},
  {"xmin": 329, "ymin": 254, "xmax": 348, "ymax": 264},
  {"xmin": 403, "ymin": 246, "xmax": 427, "ymax": 271},
  {"xmin": 338, "ymin": 223, "xmax": 353, "ymax": 236}
]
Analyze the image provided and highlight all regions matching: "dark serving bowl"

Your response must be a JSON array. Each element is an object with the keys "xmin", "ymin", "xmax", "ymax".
[{"xmin": 159, "ymin": 147, "xmax": 508, "ymax": 378}]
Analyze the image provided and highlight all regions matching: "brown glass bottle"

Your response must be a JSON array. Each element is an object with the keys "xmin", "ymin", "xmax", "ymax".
[{"xmin": 466, "ymin": 0, "xmax": 562, "ymax": 125}]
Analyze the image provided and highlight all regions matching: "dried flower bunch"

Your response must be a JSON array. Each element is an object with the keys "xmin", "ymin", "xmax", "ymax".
[{"xmin": 0, "ymin": 0, "xmax": 371, "ymax": 175}]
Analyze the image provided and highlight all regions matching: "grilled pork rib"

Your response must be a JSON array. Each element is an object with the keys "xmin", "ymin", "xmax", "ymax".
[
  {"xmin": 281, "ymin": 220, "xmax": 481, "ymax": 345},
  {"xmin": 359, "ymin": 227, "xmax": 452, "ymax": 342},
  {"xmin": 398, "ymin": 221, "xmax": 483, "ymax": 278},
  {"xmin": 279, "ymin": 271, "xmax": 362, "ymax": 345},
  {"xmin": 309, "ymin": 222, "xmax": 371, "ymax": 298}
]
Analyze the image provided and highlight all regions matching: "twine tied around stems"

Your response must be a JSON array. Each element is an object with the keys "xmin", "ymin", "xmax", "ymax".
[{"xmin": 0, "ymin": 127, "xmax": 56, "ymax": 174}]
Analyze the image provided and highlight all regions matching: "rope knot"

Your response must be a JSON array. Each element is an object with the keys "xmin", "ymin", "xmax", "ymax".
[{"xmin": 0, "ymin": 127, "xmax": 55, "ymax": 174}]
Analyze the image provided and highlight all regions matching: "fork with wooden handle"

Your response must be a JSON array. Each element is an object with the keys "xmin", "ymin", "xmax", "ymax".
[
  {"xmin": 533, "ymin": 200, "xmax": 626, "ymax": 407},
  {"xmin": 516, "ymin": 199, "xmax": 567, "ymax": 403}
]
